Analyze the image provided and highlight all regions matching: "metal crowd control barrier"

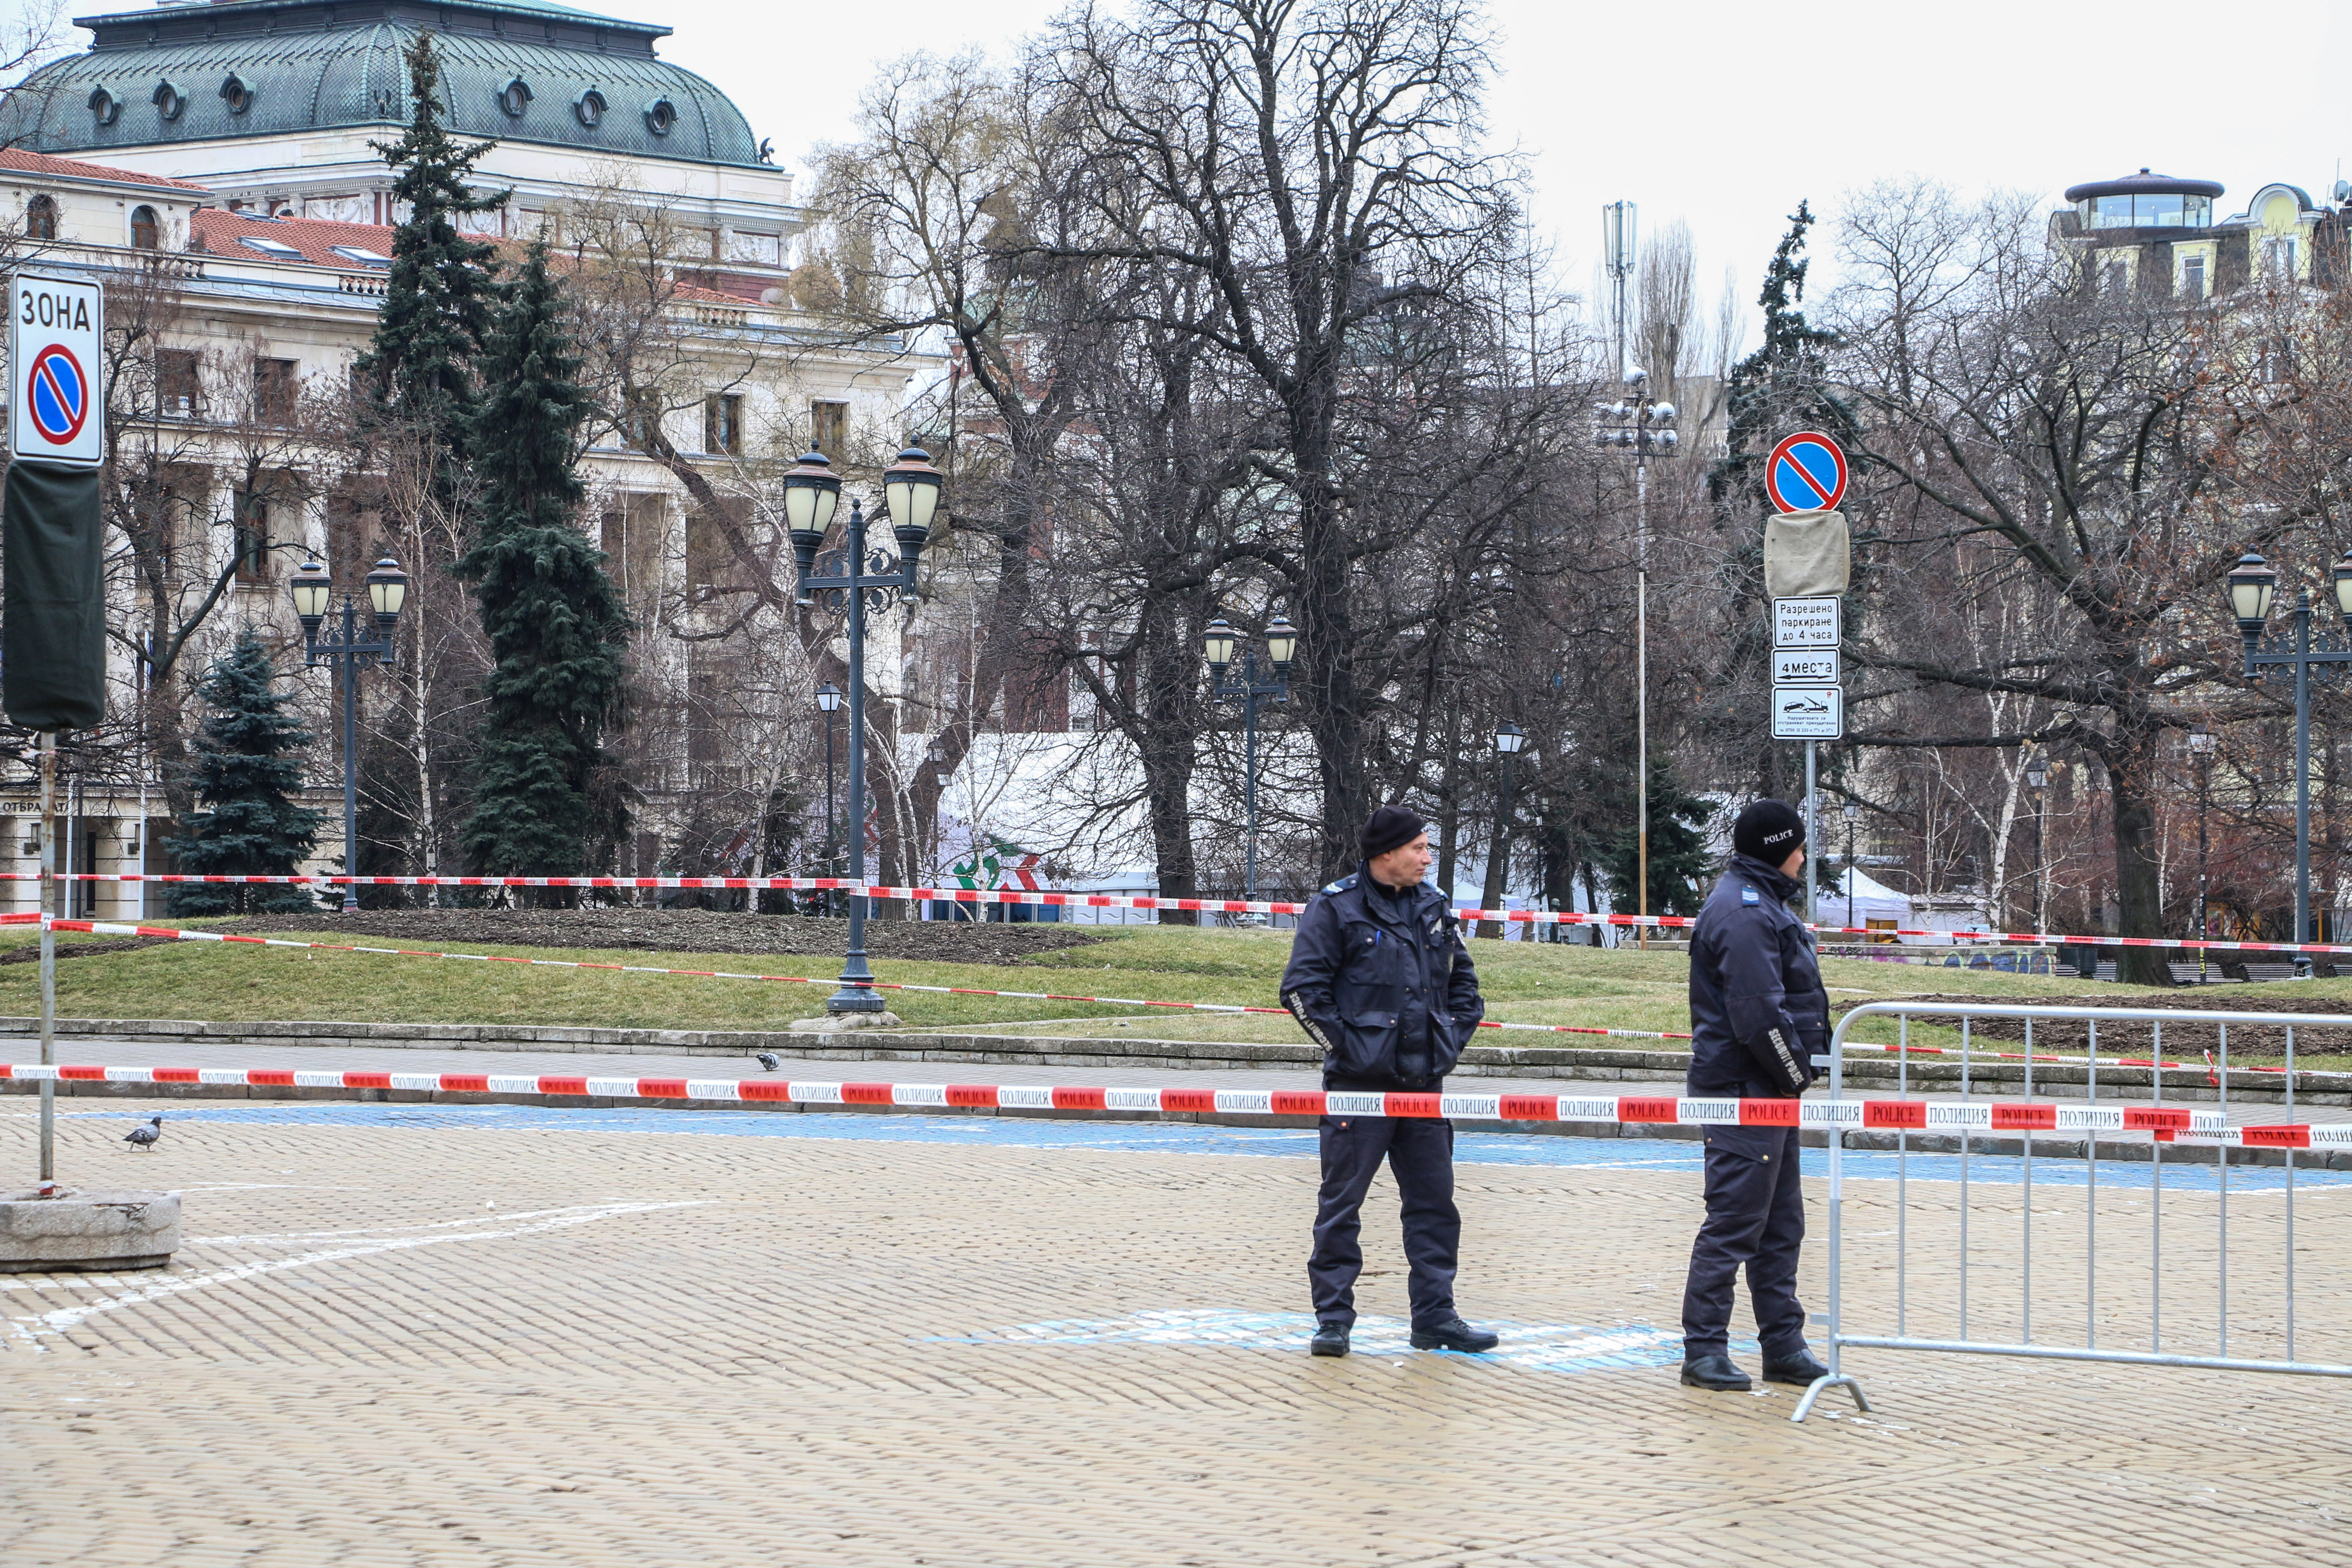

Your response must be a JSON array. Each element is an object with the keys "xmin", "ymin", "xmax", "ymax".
[{"xmin": 1794, "ymin": 1001, "xmax": 2352, "ymax": 1422}]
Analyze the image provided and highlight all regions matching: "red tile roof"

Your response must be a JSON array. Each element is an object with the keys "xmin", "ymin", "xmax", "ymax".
[
  {"xmin": 188, "ymin": 209, "xmax": 767, "ymax": 307},
  {"xmin": 0, "ymin": 147, "xmax": 210, "ymax": 192},
  {"xmin": 190, "ymin": 208, "xmax": 398, "ymax": 269}
]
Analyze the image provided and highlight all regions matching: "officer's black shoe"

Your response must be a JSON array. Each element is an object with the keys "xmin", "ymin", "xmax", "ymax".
[
  {"xmin": 1760, "ymin": 1348, "xmax": 1831, "ymax": 1386},
  {"xmin": 1679, "ymin": 1353, "xmax": 1753, "ymax": 1391},
  {"xmin": 1310, "ymin": 1323, "xmax": 1351, "ymax": 1357},
  {"xmin": 1409, "ymin": 1318, "xmax": 1499, "ymax": 1353}
]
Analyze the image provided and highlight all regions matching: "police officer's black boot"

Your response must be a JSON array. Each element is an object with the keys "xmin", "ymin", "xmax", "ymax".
[
  {"xmin": 1311, "ymin": 1322, "xmax": 1351, "ymax": 1357},
  {"xmin": 1679, "ymin": 1352, "xmax": 1752, "ymax": 1391},
  {"xmin": 1760, "ymin": 1346, "xmax": 1830, "ymax": 1386},
  {"xmin": 1409, "ymin": 1317, "xmax": 1498, "ymax": 1353}
]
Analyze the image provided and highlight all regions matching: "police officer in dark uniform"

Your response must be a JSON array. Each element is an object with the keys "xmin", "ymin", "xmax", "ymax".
[
  {"xmin": 1280, "ymin": 805, "xmax": 1498, "ymax": 1359},
  {"xmin": 1679, "ymin": 799, "xmax": 1833, "ymax": 1392}
]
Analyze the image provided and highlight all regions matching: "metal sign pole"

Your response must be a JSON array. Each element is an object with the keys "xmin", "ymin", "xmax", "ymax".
[
  {"xmin": 1804, "ymin": 739, "xmax": 1818, "ymax": 927},
  {"xmin": 37, "ymin": 730, "xmax": 55, "ymax": 1190}
]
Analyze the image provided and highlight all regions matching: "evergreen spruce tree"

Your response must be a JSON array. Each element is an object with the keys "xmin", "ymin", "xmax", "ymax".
[
  {"xmin": 164, "ymin": 629, "xmax": 324, "ymax": 916},
  {"xmin": 354, "ymin": 31, "xmax": 506, "ymax": 498},
  {"xmin": 456, "ymin": 242, "xmax": 631, "ymax": 881},
  {"xmin": 1709, "ymin": 202, "xmax": 1847, "ymax": 509},
  {"xmin": 1600, "ymin": 757, "xmax": 1718, "ymax": 919}
]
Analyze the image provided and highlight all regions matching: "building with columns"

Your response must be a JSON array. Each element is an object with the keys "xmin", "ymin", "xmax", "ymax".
[{"xmin": 0, "ymin": 0, "xmax": 931, "ymax": 916}]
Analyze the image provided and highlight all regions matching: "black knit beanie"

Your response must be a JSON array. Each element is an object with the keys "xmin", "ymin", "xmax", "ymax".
[
  {"xmin": 1360, "ymin": 805, "xmax": 1428, "ymax": 859},
  {"xmin": 1732, "ymin": 799, "xmax": 1806, "ymax": 864}
]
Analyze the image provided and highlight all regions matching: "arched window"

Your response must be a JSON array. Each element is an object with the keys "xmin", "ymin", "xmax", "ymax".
[
  {"xmin": 25, "ymin": 194, "xmax": 56, "ymax": 241},
  {"xmin": 130, "ymin": 205, "xmax": 158, "ymax": 249}
]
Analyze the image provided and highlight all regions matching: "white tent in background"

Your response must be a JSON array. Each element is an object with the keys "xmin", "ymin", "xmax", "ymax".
[{"xmin": 1827, "ymin": 867, "xmax": 1916, "ymax": 940}]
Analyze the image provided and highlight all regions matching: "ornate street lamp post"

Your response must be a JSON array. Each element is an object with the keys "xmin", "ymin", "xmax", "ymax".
[
  {"xmin": 1205, "ymin": 613, "xmax": 1297, "ymax": 901},
  {"xmin": 2225, "ymin": 550, "xmax": 2352, "ymax": 970},
  {"xmin": 290, "ymin": 556, "xmax": 410, "ymax": 913},
  {"xmin": 790, "ymin": 447, "xmax": 942, "ymax": 1015}
]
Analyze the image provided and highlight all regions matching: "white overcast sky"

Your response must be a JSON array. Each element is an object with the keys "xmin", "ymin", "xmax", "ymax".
[{"xmin": 657, "ymin": 0, "xmax": 2346, "ymax": 345}]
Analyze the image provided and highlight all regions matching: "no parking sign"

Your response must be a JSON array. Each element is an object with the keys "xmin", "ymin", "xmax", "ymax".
[
  {"xmin": 9, "ymin": 272, "xmax": 104, "ymax": 467},
  {"xmin": 1764, "ymin": 430, "xmax": 1845, "ymax": 515}
]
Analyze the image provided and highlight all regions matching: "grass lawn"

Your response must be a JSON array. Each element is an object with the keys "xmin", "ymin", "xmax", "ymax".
[{"xmin": 9, "ymin": 921, "xmax": 2324, "ymax": 1061}]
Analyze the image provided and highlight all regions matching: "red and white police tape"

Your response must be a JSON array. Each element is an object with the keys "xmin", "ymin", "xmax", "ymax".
[
  {"xmin": 0, "ymin": 1062, "xmax": 2332, "ymax": 1147},
  {"xmin": 12, "ymin": 870, "xmax": 2352, "ymax": 958},
  {"xmin": 4, "ymin": 913, "xmax": 2318, "ymax": 1078}
]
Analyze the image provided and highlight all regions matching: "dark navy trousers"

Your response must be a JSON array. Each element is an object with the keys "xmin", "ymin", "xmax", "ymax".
[
  {"xmin": 1309, "ymin": 1113, "xmax": 1459, "ymax": 1329},
  {"xmin": 1681, "ymin": 1124, "xmax": 1807, "ymax": 1359}
]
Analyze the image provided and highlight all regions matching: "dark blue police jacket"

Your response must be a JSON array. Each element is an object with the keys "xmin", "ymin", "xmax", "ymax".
[
  {"xmin": 1280, "ymin": 866, "xmax": 1484, "ymax": 1088},
  {"xmin": 1687, "ymin": 853, "xmax": 1828, "ymax": 1119}
]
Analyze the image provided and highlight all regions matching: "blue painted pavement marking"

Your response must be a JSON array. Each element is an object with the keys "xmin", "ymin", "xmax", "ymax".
[
  {"xmin": 55, "ymin": 1101, "xmax": 2350, "ymax": 1193},
  {"xmin": 929, "ymin": 1308, "xmax": 1741, "ymax": 1373}
]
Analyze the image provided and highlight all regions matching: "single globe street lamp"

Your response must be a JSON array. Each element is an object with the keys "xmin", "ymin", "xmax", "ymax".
[
  {"xmin": 2024, "ymin": 750, "xmax": 2049, "ymax": 940},
  {"xmin": 2188, "ymin": 722, "xmax": 2214, "ymax": 982},
  {"xmin": 2224, "ymin": 548, "xmax": 2352, "ymax": 966},
  {"xmin": 1479, "ymin": 722, "xmax": 1527, "ymax": 936},
  {"xmin": 1206, "ymin": 612, "xmax": 1297, "ymax": 902},
  {"xmin": 1843, "ymin": 801, "xmax": 1860, "ymax": 931},
  {"xmin": 815, "ymin": 680, "xmax": 843, "ymax": 916},
  {"xmin": 790, "ymin": 447, "xmax": 943, "ymax": 1014},
  {"xmin": 290, "ymin": 556, "xmax": 410, "ymax": 913}
]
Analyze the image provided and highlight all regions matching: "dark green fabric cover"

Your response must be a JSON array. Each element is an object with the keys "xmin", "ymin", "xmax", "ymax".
[{"xmin": 3, "ymin": 459, "xmax": 105, "ymax": 732}]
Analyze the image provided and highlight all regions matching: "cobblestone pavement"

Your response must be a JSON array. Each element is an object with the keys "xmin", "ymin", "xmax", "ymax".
[{"xmin": 3, "ymin": 1101, "xmax": 2348, "ymax": 1566}]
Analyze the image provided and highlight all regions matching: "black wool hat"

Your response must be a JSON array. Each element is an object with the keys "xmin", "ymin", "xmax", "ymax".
[
  {"xmin": 1733, "ymin": 798, "xmax": 1807, "ymax": 864},
  {"xmin": 1360, "ymin": 805, "xmax": 1429, "ymax": 860}
]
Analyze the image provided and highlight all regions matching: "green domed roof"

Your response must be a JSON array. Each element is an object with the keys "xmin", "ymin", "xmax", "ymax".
[{"xmin": 0, "ymin": 0, "xmax": 767, "ymax": 168}]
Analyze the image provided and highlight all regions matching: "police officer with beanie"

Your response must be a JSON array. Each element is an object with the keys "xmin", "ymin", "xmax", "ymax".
[
  {"xmin": 1679, "ymin": 799, "xmax": 1834, "ymax": 1392},
  {"xmin": 1281, "ymin": 805, "xmax": 1498, "ymax": 1358}
]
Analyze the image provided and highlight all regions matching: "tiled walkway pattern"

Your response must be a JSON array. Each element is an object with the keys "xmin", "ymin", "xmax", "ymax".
[{"xmin": 2, "ymin": 1102, "xmax": 2347, "ymax": 1565}]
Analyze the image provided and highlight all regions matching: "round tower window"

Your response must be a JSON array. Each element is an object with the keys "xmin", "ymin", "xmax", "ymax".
[
  {"xmin": 220, "ymin": 73, "xmax": 254, "ymax": 116},
  {"xmin": 574, "ymin": 87, "xmax": 606, "ymax": 129},
  {"xmin": 499, "ymin": 77, "xmax": 533, "ymax": 119},
  {"xmin": 153, "ymin": 80, "xmax": 184, "ymax": 122},
  {"xmin": 88, "ymin": 86, "xmax": 121, "ymax": 127},
  {"xmin": 643, "ymin": 97, "xmax": 677, "ymax": 137}
]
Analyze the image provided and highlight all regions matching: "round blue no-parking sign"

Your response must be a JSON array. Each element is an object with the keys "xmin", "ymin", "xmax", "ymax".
[
  {"xmin": 1765, "ymin": 430, "xmax": 1847, "ymax": 514},
  {"xmin": 26, "ymin": 342, "xmax": 89, "ymax": 446}
]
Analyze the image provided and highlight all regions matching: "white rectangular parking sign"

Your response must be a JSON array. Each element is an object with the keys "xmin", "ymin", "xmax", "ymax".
[
  {"xmin": 1771, "ymin": 686, "xmax": 1844, "ymax": 740},
  {"xmin": 1772, "ymin": 647, "xmax": 1840, "ymax": 685},
  {"xmin": 8, "ymin": 271, "xmax": 104, "ymax": 466},
  {"xmin": 1771, "ymin": 596, "xmax": 1840, "ymax": 649}
]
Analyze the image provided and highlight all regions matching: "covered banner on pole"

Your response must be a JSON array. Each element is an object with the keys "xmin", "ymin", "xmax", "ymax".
[{"xmin": 3, "ymin": 458, "xmax": 107, "ymax": 732}]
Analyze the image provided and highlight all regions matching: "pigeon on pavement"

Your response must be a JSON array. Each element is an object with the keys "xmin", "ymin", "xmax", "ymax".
[
  {"xmin": 124, "ymin": 1116, "xmax": 162, "ymax": 1150},
  {"xmin": 754, "ymin": 1052, "xmax": 781, "ymax": 1072}
]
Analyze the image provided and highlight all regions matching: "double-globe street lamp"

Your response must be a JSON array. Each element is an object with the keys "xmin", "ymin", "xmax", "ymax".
[
  {"xmin": 2225, "ymin": 550, "xmax": 2352, "ymax": 962},
  {"xmin": 1204, "ymin": 613, "xmax": 1298, "ymax": 901},
  {"xmin": 289, "ymin": 556, "xmax": 411, "ymax": 913},
  {"xmin": 789, "ymin": 447, "xmax": 944, "ymax": 1015}
]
